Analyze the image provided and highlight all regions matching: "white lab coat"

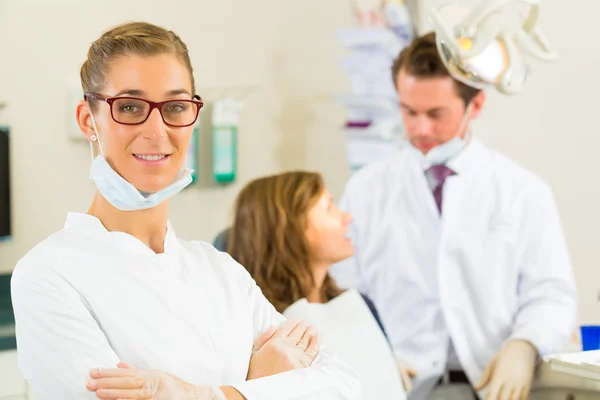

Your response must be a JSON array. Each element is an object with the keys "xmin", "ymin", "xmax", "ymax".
[
  {"xmin": 11, "ymin": 213, "xmax": 360, "ymax": 400},
  {"xmin": 330, "ymin": 138, "xmax": 578, "ymax": 400}
]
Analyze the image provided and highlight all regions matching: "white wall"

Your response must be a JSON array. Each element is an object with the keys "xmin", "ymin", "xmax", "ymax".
[
  {"xmin": 0, "ymin": 0, "xmax": 353, "ymax": 272},
  {"xmin": 1, "ymin": 0, "xmax": 600, "ymax": 324}
]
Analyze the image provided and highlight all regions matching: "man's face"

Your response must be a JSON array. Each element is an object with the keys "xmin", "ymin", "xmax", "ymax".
[{"xmin": 396, "ymin": 68, "xmax": 484, "ymax": 154}]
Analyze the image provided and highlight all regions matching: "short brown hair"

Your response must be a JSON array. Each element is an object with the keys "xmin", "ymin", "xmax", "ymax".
[
  {"xmin": 391, "ymin": 32, "xmax": 480, "ymax": 106},
  {"xmin": 80, "ymin": 21, "xmax": 195, "ymax": 106},
  {"xmin": 227, "ymin": 171, "xmax": 343, "ymax": 313}
]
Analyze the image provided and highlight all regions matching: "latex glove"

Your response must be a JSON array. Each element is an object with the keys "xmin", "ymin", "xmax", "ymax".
[
  {"xmin": 353, "ymin": 0, "xmax": 386, "ymax": 27},
  {"xmin": 395, "ymin": 359, "xmax": 418, "ymax": 392},
  {"xmin": 86, "ymin": 362, "xmax": 226, "ymax": 400},
  {"xmin": 247, "ymin": 318, "xmax": 322, "ymax": 380},
  {"xmin": 474, "ymin": 340, "xmax": 538, "ymax": 400}
]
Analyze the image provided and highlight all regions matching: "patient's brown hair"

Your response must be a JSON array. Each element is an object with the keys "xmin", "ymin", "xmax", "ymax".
[{"xmin": 227, "ymin": 171, "xmax": 343, "ymax": 313}]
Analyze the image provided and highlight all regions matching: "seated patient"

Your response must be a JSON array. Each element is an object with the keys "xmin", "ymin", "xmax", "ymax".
[{"xmin": 227, "ymin": 171, "xmax": 410, "ymax": 399}]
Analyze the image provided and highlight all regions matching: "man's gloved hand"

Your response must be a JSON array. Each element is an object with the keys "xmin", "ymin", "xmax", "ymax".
[
  {"xmin": 395, "ymin": 359, "xmax": 418, "ymax": 392},
  {"xmin": 474, "ymin": 339, "xmax": 538, "ymax": 400}
]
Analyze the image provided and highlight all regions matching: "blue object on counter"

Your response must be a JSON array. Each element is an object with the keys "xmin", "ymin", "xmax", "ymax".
[{"xmin": 580, "ymin": 326, "xmax": 600, "ymax": 351}]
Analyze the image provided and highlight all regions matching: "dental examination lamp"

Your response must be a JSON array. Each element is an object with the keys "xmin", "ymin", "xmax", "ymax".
[{"xmin": 429, "ymin": 0, "xmax": 557, "ymax": 95}]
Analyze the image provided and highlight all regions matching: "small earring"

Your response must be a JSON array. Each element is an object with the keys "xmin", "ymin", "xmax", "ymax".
[{"xmin": 90, "ymin": 134, "xmax": 98, "ymax": 142}]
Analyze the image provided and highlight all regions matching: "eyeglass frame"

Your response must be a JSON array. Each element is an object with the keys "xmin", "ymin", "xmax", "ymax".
[{"xmin": 84, "ymin": 92, "xmax": 204, "ymax": 127}]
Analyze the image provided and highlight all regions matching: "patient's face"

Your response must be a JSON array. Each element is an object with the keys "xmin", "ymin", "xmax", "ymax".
[{"xmin": 305, "ymin": 190, "xmax": 355, "ymax": 266}]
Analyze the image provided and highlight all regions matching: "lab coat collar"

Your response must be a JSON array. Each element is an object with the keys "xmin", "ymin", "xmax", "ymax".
[
  {"xmin": 64, "ymin": 212, "xmax": 180, "ymax": 256},
  {"xmin": 446, "ymin": 136, "xmax": 484, "ymax": 175}
]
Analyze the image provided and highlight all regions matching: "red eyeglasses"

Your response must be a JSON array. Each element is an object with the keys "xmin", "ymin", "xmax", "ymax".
[{"xmin": 84, "ymin": 92, "xmax": 204, "ymax": 127}]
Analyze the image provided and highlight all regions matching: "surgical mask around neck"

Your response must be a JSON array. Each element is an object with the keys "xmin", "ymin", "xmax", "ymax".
[
  {"xmin": 413, "ymin": 102, "xmax": 474, "ymax": 166},
  {"xmin": 88, "ymin": 114, "xmax": 193, "ymax": 211}
]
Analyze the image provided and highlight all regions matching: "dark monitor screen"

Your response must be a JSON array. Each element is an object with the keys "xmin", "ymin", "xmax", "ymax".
[{"xmin": 0, "ymin": 126, "xmax": 10, "ymax": 240}]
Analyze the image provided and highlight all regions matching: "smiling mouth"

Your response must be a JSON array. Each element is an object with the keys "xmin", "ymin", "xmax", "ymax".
[{"xmin": 134, "ymin": 154, "xmax": 169, "ymax": 161}]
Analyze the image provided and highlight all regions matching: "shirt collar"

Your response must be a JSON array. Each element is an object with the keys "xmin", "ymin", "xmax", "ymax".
[{"xmin": 64, "ymin": 212, "xmax": 180, "ymax": 256}]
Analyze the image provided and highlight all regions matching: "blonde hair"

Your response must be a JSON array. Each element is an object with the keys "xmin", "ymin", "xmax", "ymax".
[{"xmin": 80, "ymin": 21, "xmax": 195, "ymax": 101}]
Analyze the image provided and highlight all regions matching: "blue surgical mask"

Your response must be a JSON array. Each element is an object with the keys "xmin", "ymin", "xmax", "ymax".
[
  {"xmin": 88, "ymin": 115, "xmax": 193, "ymax": 211},
  {"xmin": 413, "ymin": 102, "xmax": 474, "ymax": 166}
]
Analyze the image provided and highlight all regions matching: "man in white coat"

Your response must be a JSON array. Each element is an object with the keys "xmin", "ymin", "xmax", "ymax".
[{"xmin": 330, "ymin": 32, "xmax": 578, "ymax": 400}]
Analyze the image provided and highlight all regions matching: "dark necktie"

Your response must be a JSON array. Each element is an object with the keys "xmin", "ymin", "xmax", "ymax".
[{"xmin": 427, "ymin": 164, "xmax": 455, "ymax": 214}]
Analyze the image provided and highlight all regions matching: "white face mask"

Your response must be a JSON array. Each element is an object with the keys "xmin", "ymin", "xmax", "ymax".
[
  {"xmin": 88, "ymin": 114, "xmax": 193, "ymax": 211},
  {"xmin": 412, "ymin": 102, "xmax": 474, "ymax": 166}
]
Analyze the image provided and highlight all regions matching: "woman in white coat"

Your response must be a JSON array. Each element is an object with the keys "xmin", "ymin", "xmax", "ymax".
[
  {"xmin": 226, "ymin": 171, "xmax": 412, "ymax": 399},
  {"xmin": 330, "ymin": 32, "xmax": 578, "ymax": 400},
  {"xmin": 10, "ymin": 22, "xmax": 359, "ymax": 400}
]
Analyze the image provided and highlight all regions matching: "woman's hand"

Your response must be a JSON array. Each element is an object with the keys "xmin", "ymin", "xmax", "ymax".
[
  {"xmin": 86, "ymin": 362, "xmax": 226, "ymax": 399},
  {"xmin": 247, "ymin": 319, "xmax": 323, "ymax": 380}
]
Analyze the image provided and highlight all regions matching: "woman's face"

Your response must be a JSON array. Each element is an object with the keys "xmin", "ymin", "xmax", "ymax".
[
  {"xmin": 305, "ymin": 190, "xmax": 354, "ymax": 266},
  {"xmin": 78, "ymin": 53, "xmax": 194, "ymax": 193}
]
